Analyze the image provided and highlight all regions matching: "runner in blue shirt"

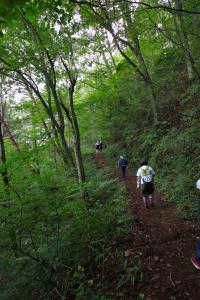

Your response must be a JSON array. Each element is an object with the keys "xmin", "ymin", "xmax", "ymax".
[{"xmin": 118, "ymin": 155, "xmax": 128, "ymax": 179}]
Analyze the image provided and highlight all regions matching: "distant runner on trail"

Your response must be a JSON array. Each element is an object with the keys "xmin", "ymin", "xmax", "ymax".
[
  {"xmin": 191, "ymin": 179, "xmax": 200, "ymax": 270},
  {"xmin": 136, "ymin": 160, "xmax": 155, "ymax": 209},
  {"xmin": 95, "ymin": 140, "xmax": 101, "ymax": 153},
  {"xmin": 118, "ymin": 155, "xmax": 128, "ymax": 179}
]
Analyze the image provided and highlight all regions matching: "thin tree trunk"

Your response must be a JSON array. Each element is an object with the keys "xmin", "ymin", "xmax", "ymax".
[
  {"xmin": 89, "ymin": 2, "xmax": 159, "ymax": 123},
  {"xmin": 44, "ymin": 78, "xmax": 76, "ymax": 168},
  {"xmin": 122, "ymin": 1, "xmax": 158, "ymax": 123},
  {"xmin": 27, "ymin": 87, "xmax": 74, "ymax": 172},
  {"xmin": 31, "ymin": 103, "xmax": 40, "ymax": 175},
  {"xmin": 24, "ymin": 79, "xmax": 75, "ymax": 168},
  {"xmin": 59, "ymin": 131, "xmax": 75, "ymax": 169},
  {"xmin": 0, "ymin": 122, "xmax": 9, "ymax": 189},
  {"xmin": 0, "ymin": 113, "xmax": 20, "ymax": 152},
  {"xmin": 27, "ymin": 88, "xmax": 52, "ymax": 140},
  {"xmin": 106, "ymin": 35, "xmax": 117, "ymax": 71},
  {"xmin": 174, "ymin": 0, "xmax": 200, "ymax": 81},
  {"xmin": 68, "ymin": 83, "xmax": 86, "ymax": 184}
]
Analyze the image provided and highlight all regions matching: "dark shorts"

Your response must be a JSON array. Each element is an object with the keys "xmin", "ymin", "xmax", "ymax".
[
  {"xmin": 120, "ymin": 166, "xmax": 126, "ymax": 176},
  {"xmin": 141, "ymin": 182, "xmax": 154, "ymax": 196}
]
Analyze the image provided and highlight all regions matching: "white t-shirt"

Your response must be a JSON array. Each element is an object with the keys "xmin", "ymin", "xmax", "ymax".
[{"xmin": 136, "ymin": 165, "xmax": 155, "ymax": 185}]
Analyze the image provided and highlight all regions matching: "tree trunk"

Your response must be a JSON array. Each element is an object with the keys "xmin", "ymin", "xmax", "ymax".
[
  {"xmin": 106, "ymin": 36, "xmax": 117, "ymax": 71},
  {"xmin": 31, "ymin": 103, "xmax": 40, "ymax": 175},
  {"xmin": 26, "ymin": 80, "xmax": 75, "ymax": 169},
  {"xmin": 45, "ymin": 80, "xmax": 76, "ymax": 169},
  {"xmin": 59, "ymin": 130, "xmax": 76, "ymax": 169},
  {"xmin": 0, "ymin": 113, "xmax": 20, "ymax": 152},
  {"xmin": 174, "ymin": 0, "xmax": 200, "ymax": 81},
  {"xmin": 0, "ymin": 122, "xmax": 9, "ymax": 189},
  {"xmin": 122, "ymin": 1, "xmax": 158, "ymax": 123},
  {"xmin": 68, "ymin": 84, "xmax": 86, "ymax": 184},
  {"xmin": 27, "ymin": 88, "xmax": 52, "ymax": 140}
]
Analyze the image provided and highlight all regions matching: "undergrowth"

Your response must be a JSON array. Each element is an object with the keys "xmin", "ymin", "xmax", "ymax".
[{"xmin": 0, "ymin": 154, "xmax": 140, "ymax": 299}]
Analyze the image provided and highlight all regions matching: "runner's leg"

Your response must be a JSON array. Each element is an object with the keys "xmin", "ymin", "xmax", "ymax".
[
  {"xmin": 149, "ymin": 194, "xmax": 154, "ymax": 206},
  {"xmin": 143, "ymin": 196, "xmax": 149, "ymax": 208},
  {"xmin": 121, "ymin": 166, "xmax": 126, "ymax": 179}
]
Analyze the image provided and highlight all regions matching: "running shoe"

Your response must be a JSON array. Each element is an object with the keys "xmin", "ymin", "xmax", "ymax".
[{"xmin": 191, "ymin": 255, "xmax": 200, "ymax": 270}]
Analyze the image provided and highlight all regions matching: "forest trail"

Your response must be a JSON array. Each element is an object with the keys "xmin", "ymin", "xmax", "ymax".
[{"xmin": 93, "ymin": 153, "xmax": 200, "ymax": 300}]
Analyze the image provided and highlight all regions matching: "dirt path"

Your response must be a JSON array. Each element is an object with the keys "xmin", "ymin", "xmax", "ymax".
[{"xmin": 93, "ymin": 153, "xmax": 200, "ymax": 300}]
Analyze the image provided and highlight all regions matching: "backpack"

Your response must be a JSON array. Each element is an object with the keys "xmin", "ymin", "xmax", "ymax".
[{"xmin": 141, "ymin": 166, "xmax": 153, "ymax": 183}]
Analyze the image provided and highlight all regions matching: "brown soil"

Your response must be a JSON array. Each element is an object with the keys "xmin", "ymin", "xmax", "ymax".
[{"xmin": 93, "ymin": 153, "xmax": 200, "ymax": 300}]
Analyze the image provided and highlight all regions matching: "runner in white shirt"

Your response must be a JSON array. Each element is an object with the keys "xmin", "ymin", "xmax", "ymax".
[
  {"xmin": 136, "ymin": 160, "xmax": 155, "ymax": 209},
  {"xmin": 95, "ymin": 140, "xmax": 100, "ymax": 153}
]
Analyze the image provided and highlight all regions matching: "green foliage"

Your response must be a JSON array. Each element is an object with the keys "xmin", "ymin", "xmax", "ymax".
[
  {"xmin": 1, "ymin": 0, "xmax": 200, "ymax": 298},
  {"xmin": 151, "ymin": 123, "xmax": 200, "ymax": 218},
  {"xmin": 0, "ymin": 154, "xmax": 133, "ymax": 299}
]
